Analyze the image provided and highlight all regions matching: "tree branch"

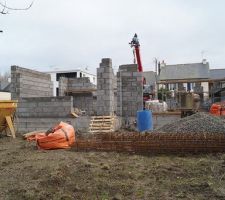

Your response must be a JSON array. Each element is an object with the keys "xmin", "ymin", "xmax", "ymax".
[{"xmin": 0, "ymin": 1, "xmax": 33, "ymax": 13}]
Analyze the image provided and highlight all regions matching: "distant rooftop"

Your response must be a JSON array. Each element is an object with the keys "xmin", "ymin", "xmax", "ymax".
[
  {"xmin": 159, "ymin": 62, "xmax": 209, "ymax": 80},
  {"xmin": 143, "ymin": 71, "xmax": 157, "ymax": 85},
  {"xmin": 210, "ymin": 69, "xmax": 225, "ymax": 80},
  {"xmin": 0, "ymin": 80, "xmax": 11, "ymax": 92}
]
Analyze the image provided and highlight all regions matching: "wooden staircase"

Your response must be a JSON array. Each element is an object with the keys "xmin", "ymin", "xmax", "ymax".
[{"xmin": 89, "ymin": 116, "xmax": 115, "ymax": 133}]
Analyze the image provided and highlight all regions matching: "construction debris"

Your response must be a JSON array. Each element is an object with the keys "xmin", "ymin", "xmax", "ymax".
[{"xmin": 155, "ymin": 112, "xmax": 225, "ymax": 135}]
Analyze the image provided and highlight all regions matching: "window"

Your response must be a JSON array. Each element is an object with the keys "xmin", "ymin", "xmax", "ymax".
[
  {"xmin": 80, "ymin": 72, "xmax": 82, "ymax": 77},
  {"xmin": 56, "ymin": 88, "xmax": 59, "ymax": 96},
  {"xmin": 56, "ymin": 72, "xmax": 77, "ymax": 81}
]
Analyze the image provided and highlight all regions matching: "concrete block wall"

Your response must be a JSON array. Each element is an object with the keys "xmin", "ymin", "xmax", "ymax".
[
  {"xmin": 16, "ymin": 116, "xmax": 91, "ymax": 134},
  {"xmin": 73, "ymin": 93, "xmax": 97, "ymax": 115},
  {"xmin": 117, "ymin": 64, "xmax": 143, "ymax": 117},
  {"xmin": 17, "ymin": 96, "xmax": 73, "ymax": 118},
  {"xmin": 59, "ymin": 77, "xmax": 96, "ymax": 96},
  {"xmin": 96, "ymin": 58, "xmax": 115, "ymax": 116},
  {"xmin": 59, "ymin": 77, "xmax": 68, "ymax": 96},
  {"xmin": 11, "ymin": 66, "xmax": 53, "ymax": 99},
  {"xmin": 67, "ymin": 77, "xmax": 96, "ymax": 91},
  {"xmin": 113, "ymin": 73, "xmax": 118, "ymax": 115},
  {"xmin": 59, "ymin": 77, "xmax": 97, "ymax": 115}
]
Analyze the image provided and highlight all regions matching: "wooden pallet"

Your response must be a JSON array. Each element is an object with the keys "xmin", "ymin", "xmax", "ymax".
[{"xmin": 89, "ymin": 116, "xmax": 115, "ymax": 133}]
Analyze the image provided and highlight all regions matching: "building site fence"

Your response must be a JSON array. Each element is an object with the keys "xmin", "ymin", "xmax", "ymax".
[{"xmin": 74, "ymin": 132, "xmax": 225, "ymax": 153}]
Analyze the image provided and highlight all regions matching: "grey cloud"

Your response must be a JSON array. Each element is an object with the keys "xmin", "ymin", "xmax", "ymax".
[{"xmin": 1, "ymin": 0, "xmax": 225, "ymax": 75}]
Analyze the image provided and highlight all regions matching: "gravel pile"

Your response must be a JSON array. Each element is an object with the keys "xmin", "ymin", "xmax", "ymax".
[{"xmin": 156, "ymin": 112, "xmax": 225, "ymax": 134}]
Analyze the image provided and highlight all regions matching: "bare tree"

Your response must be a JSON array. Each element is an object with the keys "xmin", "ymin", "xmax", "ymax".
[
  {"xmin": 0, "ymin": 1, "xmax": 33, "ymax": 14},
  {"xmin": 0, "ymin": 71, "xmax": 10, "ymax": 81}
]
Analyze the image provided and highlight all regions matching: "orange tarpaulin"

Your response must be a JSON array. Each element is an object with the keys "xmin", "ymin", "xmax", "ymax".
[
  {"xmin": 27, "ymin": 122, "xmax": 75, "ymax": 150},
  {"xmin": 210, "ymin": 102, "xmax": 225, "ymax": 116}
]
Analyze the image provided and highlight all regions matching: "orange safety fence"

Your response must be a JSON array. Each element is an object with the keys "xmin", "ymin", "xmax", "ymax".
[{"xmin": 27, "ymin": 122, "xmax": 75, "ymax": 150}]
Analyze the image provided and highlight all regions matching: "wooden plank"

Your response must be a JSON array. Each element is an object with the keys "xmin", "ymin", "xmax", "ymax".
[
  {"xmin": 23, "ymin": 130, "xmax": 46, "ymax": 138},
  {"xmin": 71, "ymin": 112, "xmax": 79, "ymax": 118},
  {"xmin": 91, "ymin": 118, "xmax": 114, "ymax": 120},
  {"xmin": 91, "ymin": 116, "xmax": 114, "ymax": 119},
  {"xmin": 90, "ymin": 119, "xmax": 114, "ymax": 122},
  {"xmin": 90, "ymin": 124, "xmax": 113, "ymax": 128},
  {"xmin": 90, "ymin": 121, "xmax": 113, "ymax": 124},
  {"xmin": 89, "ymin": 130, "xmax": 114, "ymax": 133},
  {"xmin": 5, "ymin": 116, "xmax": 16, "ymax": 139},
  {"xmin": 90, "ymin": 127, "xmax": 113, "ymax": 130}
]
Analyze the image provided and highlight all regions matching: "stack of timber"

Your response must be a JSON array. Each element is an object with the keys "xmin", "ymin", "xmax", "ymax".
[{"xmin": 89, "ymin": 116, "xmax": 115, "ymax": 134}]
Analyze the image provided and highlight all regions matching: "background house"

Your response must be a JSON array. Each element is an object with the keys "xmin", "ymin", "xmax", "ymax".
[
  {"xmin": 143, "ymin": 71, "xmax": 157, "ymax": 99},
  {"xmin": 209, "ymin": 69, "xmax": 225, "ymax": 103},
  {"xmin": 157, "ymin": 60, "xmax": 225, "ymax": 109}
]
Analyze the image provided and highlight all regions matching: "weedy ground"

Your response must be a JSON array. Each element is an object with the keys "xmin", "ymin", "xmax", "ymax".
[{"xmin": 0, "ymin": 136, "xmax": 225, "ymax": 200}]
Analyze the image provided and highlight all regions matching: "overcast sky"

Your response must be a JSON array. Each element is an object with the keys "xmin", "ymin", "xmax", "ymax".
[{"xmin": 0, "ymin": 0, "xmax": 225, "ymax": 75}]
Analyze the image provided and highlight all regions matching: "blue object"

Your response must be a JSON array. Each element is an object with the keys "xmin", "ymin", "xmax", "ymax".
[{"xmin": 137, "ymin": 110, "xmax": 153, "ymax": 132}]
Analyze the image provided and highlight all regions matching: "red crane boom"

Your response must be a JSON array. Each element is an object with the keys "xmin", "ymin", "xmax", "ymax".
[{"xmin": 130, "ymin": 33, "xmax": 143, "ymax": 72}]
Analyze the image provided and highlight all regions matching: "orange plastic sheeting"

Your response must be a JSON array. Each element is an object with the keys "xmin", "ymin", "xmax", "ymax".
[
  {"xmin": 210, "ymin": 102, "xmax": 225, "ymax": 116},
  {"xmin": 27, "ymin": 122, "xmax": 75, "ymax": 150}
]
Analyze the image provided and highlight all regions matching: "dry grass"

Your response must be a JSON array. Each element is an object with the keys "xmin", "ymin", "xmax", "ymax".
[{"xmin": 0, "ymin": 136, "xmax": 225, "ymax": 200}]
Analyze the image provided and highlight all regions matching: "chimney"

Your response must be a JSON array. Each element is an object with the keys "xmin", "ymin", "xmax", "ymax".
[
  {"xmin": 158, "ymin": 62, "xmax": 161, "ymax": 74},
  {"xmin": 161, "ymin": 60, "xmax": 166, "ymax": 67},
  {"xmin": 202, "ymin": 59, "xmax": 207, "ymax": 64}
]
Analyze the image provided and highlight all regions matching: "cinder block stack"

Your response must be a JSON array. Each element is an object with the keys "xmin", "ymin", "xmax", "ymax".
[
  {"xmin": 117, "ymin": 64, "xmax": 143, "ymax": 117},
  {"xmin": 11, "ymin": 66, "xmax": 53, "ymax": 99},
  {"xmin": 96, "ymin": 58, "xmax": 115, "ymax": 116}
]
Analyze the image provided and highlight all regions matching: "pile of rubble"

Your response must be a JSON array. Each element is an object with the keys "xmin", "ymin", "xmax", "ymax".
[{"xmin": 156, "ymin": 112, "xmax": 225, "ymax": 134}]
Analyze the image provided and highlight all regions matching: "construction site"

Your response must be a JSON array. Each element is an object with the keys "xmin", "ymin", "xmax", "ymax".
[{"xmin": 0, "ymin": 32, "xmax": 225, "ymax": 199}]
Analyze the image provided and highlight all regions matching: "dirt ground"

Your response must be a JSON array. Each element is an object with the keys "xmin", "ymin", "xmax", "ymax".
[{"xmin": 0, "ymin": 136, "xmax": 225, "ymax": 200}]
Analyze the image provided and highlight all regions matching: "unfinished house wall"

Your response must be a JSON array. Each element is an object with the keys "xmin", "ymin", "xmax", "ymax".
[
  {"xmin": 67, "ymin": 77, "xmax": 96, "ymax": 92},
  {"xmin": 96, "ymin": 58, "xmax": 115, "ymax": 116},
  {"xmin": 113, "ymin": 75, "xmax": 117, "ymax": 114},
  {"xmin": 73, "ymin": 94, "xmax": 97, "ymax": 115},
  {"xmin": 58, "ymin": 77, "xmax": 68, "ymax": 96},
  {"xmin": 17, "ymin": 96, "xmax": 73, "ymax": 118},
  {"xmin": 59, "ymin": 77, "xmax": 97, "ymax": 115},
  {"xmin": 11, "ymin": 66, "xmax": 53, "ymax": 99},
  {"xmin": 15, "ymin": 96, "xmax": 92, "ymax": 133},
  {"xmin": 117, "ymin": 64, "xmax": 143, "ymax": 117},
  {"xmin": 16, "ymin": 116, "xmax": 91, "ymax": 134}
]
